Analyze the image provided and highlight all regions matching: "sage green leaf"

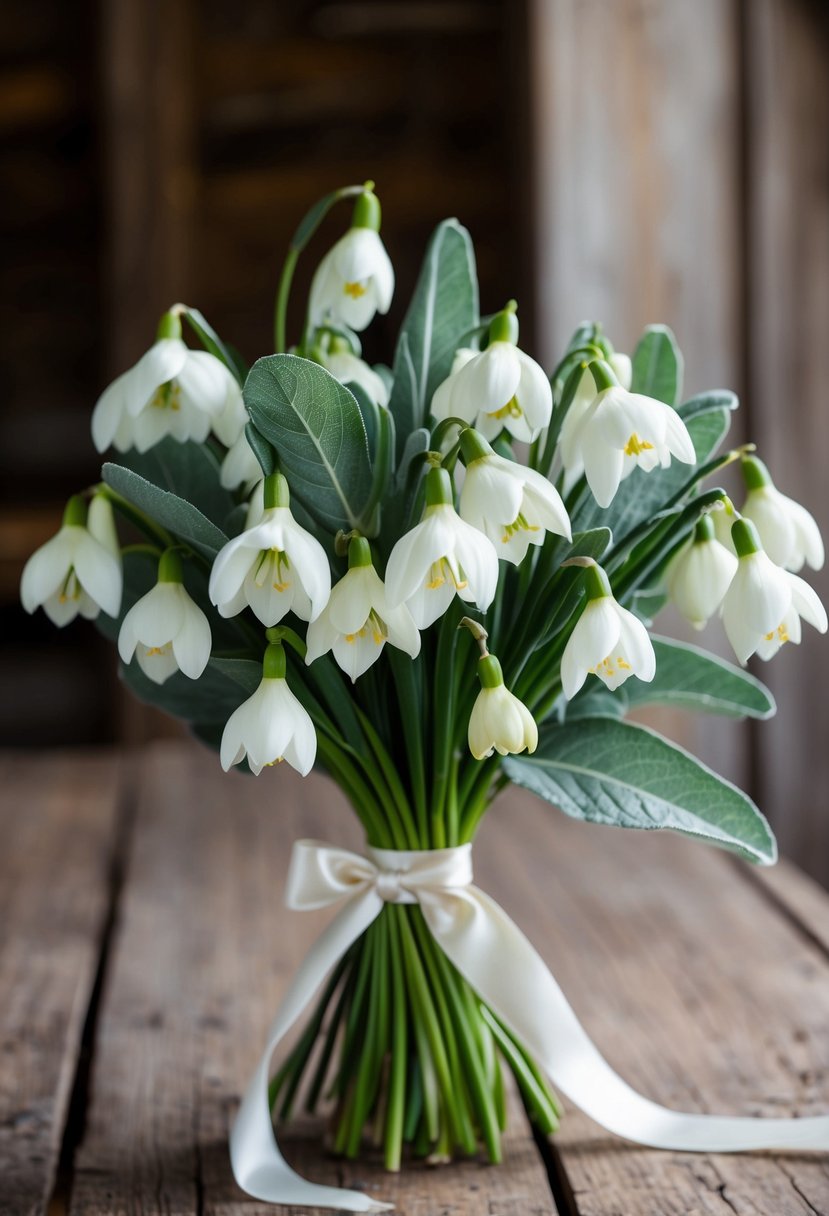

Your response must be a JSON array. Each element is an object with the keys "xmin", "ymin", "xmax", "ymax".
[
  {"xmin": 208, "ymin": 655, "xmax": 262, "ymax": 696},
  {"xmin": 117, "ymin": 437, "xmax": 235, "ymax": 530},
  {"xmin": 503, "ymin": 718, "xmax": 777, "ymax": 864},
  {"xmin": 387, "ymin": 219, "xmax": 479, "ymax": 454},
  {"xmin": 244, "ymin": 354, "xmax": 373, "ymax": 534},
  {"xmin": 117, "ymin": 656, "xmax": 252, "ymax": 722},
  {"xmin": 678, "ymin": 389, "xmax": 738, "ymax": 423},
  {"xmin": 245, "ymin": 422, "xmax": 276, "ymax": 477},
  {"xmin": 624, "ymin": 636, "xmax": 776, "ymax": 719},
  {"xmin": 630, "ymin": 324, "xmax": 683, "ymax": 406},
  {"xmin": 103, "ymin": 462, "xmax": 229, "ymax": 559},
  {"xmin": 562, "ymin": 685, "xmax": 627, "ymax": 721}
]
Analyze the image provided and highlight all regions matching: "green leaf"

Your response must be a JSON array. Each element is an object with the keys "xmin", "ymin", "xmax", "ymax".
[
  {"xmin": 208, "ymin": 655, "xmax": 263, "ymax": 696},
  {"xmin": 678, "ymin": 389, "xmax": 738, "ymax": 423},
  {"xmin": 244, "ymin": 354, "xmax": 373, "ymax": 534},
  {"xmin": 503, "ymin": 718, "xmax": 777, "ymax": 865},
  {"xmin": 116, "ymin": 438, "xmax": 235, "ymax": 531},
  {"xmin": 184, "ymin": 307, "xmax": 247, "ymax": 383},
  {"xmin": 245, "ymin": 422, "xmax": 276, "ymax": 477},
  {"xmin": 562, "ymin": 685, "xmax": 627, "ymax": 721},
  {"xmin": 103, "ymin": 462, "xmax": 229, "ymax": 559},
  {"xmin": 630, "ymin": 325, "xmax": 683, "ymax": 406},
  {"xmin": 387, "ymin": 219, "xmax": 479, "ymax": 454},
  {"xmin": 624, "ymin": 636, "xmax": 776, "ymax": 719},
  {"xmin": 118, "ymin": 655, "xmax": 254, "ymax": 722}
]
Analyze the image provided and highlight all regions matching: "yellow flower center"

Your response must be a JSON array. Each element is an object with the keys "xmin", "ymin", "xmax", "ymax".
[
  {"xmin": 488, "ymin": 395, "xmax": 523, "ymax": 421},
  {"xmin": 588, "ymin": 654, "xmax": 632, "ymax": 678},
  {"xmin": 58, "ymin": 569, "xmax": 81, "ymax": 604},
  {"xmin": 144, "ymin": 643, "xmax": 173, "ymax": 658},
  {"xmin": 764, "ymin": 623, "xmax": 790, "ymax": 645},
  {"xmin": 254, "ymin": 549, "xmax": 292, "ymax": 592},
  {"xmin": 345, "ymin": 610, "xmax": 388, "ymax": 647},
  {"xmin": 624, "ymin": 433, "xmax": 654, "ymax": 457},
  {"xmin": 343, "ymin": 281, "xmax": 367, "ymax": 299},
  {"xmin": 151, "ymin": 380, "xmax": 181, "ymax": 411},
  {"xmin": 426, "ymin": 557, "xmax": 468, "ymax": 592},
  {"xmin": 502, "ymin": 512, "xmax": 539, "ymax": 544}
]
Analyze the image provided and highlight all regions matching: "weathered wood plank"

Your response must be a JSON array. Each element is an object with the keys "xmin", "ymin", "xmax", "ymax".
[
  {"xmin": 0, "ymin": 751, "xmax": 123, "ymax": 1216},
  {"xmin": 744, "ymin": 0, "xmax": 829, "ymax": 889},
  {"xmin": 475, "ymin": 793, "xmax": 829, "ymax": 1214},
  {"xmin": 527, "ymin": 0, "xmax": 749, "ymax": 797},
  {"xmin": 69, "ymin": 743, "xmax": 554, "ymax": 1215}
]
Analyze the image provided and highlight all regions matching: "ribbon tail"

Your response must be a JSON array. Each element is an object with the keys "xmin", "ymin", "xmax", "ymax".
[
  {"xmin": 230, "ymin": 891, "xmax": 394, "ymax": 1210},
  {"xmin": 420, "ymin": 887, "xmax": 829, "ymax": 1153}
]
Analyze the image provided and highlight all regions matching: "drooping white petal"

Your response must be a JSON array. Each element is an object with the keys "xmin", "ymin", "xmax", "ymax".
[
  {"xmin": 452, "ymin": 518, "xmax": 499, "ymax": 611},
  {"xmin": 787, "ymin": 572, "xmax": 828, "ymax": 634},
  {"xmin": 459, "ymin": 344, "xmax": 522, "ymax": 420},
  {"xmin": 170, "ymin": 591, "xmax": 212, "ymax": 679},
  {"xmin": 220, "ymin": 431, "xmax": 262, "ymax": 491},
  {"xmin": 136, "ymin": 643, "xmax": 180, "ymax": 685},
  {"xmin": 385, "ymin": 513, "xmax": 450, "ymax": 608},
  {"xmin": 561, "ymin": 597, "xmax": 621, "ymax": 701},
  {"xmin": 581, "ymin": 431, "xmax": 625, "ymax": 509},
  {"xmin": 513, "ymin": 349, "xmax": 554, "ymax": 437},
  {"xmin": 20, "ymin": 529, "xmax": 75, "ymax": 613},
  {"xmin": 667, "ymin": 538, "xmax": 737, "ymax": 630},
  {"xmin": 91, "ymin": 371, "xmax": 131, "ymax": 453},
  {"xmin": 176, "ymin": 350, "xmax": 235, "ymax": 417},
  {"xmin": 125, "ymin": 338, "xmax": 188, "ymax": 417},
  {"xmin": 73, "ymin": 530, "xmax": 122, "ymax": 617}
]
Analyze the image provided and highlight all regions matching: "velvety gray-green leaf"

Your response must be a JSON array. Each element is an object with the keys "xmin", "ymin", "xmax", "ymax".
[
  {"xmin": 630, "ymin": 325, "xmax": 683, "ymax": 406},
  {"xmin": 117, "ymin": 437, "xmax": 235, "ymax": 530},
  {"xmin": 624, "ymin": 636, "xmax": 776, "ymax": 719},
  {"xmin": 118, "ymin": 656, "xmax": 253, "ymax": 722},
  {"xmin": 503, "ymin": 717, "xmax": 776, "ymax": 864},
  {"xmin": 244, "ymin": 354, "xmax": 372, "ymax": 534},
  {"xmin": 103, "ymin": 462, "xmax": 229, "ymax": 558},
  {"xmin": 387, "ymin": 219, "xmax": 478, "ymax": 454}
]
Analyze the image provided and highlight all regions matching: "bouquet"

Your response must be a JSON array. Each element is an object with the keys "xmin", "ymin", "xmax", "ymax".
[{"xmin": 20, "ymin": 182, "xmax": 828, "ymax": 1208}]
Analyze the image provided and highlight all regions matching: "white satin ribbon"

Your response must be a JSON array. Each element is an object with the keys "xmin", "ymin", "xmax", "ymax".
[{"xmin": 230, "ymin": 839, "xmax": 828, "ymax": 1211}]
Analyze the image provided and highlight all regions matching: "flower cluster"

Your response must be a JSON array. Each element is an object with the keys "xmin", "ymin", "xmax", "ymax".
[{"xmin": 22, "ymin": 183, "xmax": 826, "ymax": 794}]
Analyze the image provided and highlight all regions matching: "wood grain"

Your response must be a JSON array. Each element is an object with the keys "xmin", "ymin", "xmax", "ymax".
[
  {"xmin": 743, "ymin": 0, "xmax": 829, "ymax": 888},
  {"xmin": 0, "ymin": 752, "xmax": 123, "ymax": 1216},
  {"xmin": 475, "ymin": 789, "xmax": 829, "ymax": 1215},
  {"xmin": 68, "ymin": 743, "xmax": 554, "ymax": 1215}
]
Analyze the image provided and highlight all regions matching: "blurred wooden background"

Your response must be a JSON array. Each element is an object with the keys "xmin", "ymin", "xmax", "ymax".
[{"xmin": 1, "ymin": 0, "xmax": 827, "ymax": 883}]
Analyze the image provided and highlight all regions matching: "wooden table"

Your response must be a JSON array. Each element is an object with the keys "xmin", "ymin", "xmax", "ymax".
[{"xmin": 2, "ymin": 743, "xmax": 828, "ymax": 1216}]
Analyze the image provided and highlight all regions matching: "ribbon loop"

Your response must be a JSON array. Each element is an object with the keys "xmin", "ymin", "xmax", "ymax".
[{"xmin": 231, "ymin": 839, "xmax": 829, "ymax": 1212}]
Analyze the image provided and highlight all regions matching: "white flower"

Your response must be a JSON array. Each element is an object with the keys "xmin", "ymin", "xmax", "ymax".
[
  {"xmin": 563, "ymin": 363, "xmax": 695, "ymax": 508},
  {"xmin": 739, "ymin": 458, "xmax": 823, "ymax": 573},
  {"xmin": 220, "ymin": 430, "xmax": 263, "ymax": 493},
  {"xmin": 666, "ymin": 515, "xmax": 738, "ymax": 630},
  {"xmin": 468, "ymin": 656, "xmax": 538, "ymax": 759},
  {"xmin": 306, "ymin": 540, "xmax": 420, "ymax": 681},
  {"xmin": 319, "ymin": 346, "xmax": 390, "ymax": 407},
  {"xmin": 118, "ymin": 552, "xmax": 211, "ymax": 685},
  {"xmin": 91, "ymin": 312, "xmax": 242, "ymax": 454},
  {"xmin": 212, "ymin": 388, "xmax": 248, "ymax": 448},
  {"xmin": 559, "ymin": 352, "xmax": 632, "ymax": 493},
  {"xmin": 20, "ymin": 494, "xmax": 122, "ymax": 627},
  {"xmin": 208, "ymin": 474, "xmax": 330, "ymax": 626},
  {"xmin": 385, "ymin": 468, "xmax": 498, "ymax": 629},
  {"xmin": 221, "ymin": 645, "xmax": 316, "ymax": 776},
  {"xmin": 722, "ymin": 521, "xmax": 827, "ymax": 664},
  {"xmin": 309, "ymin": 218, "xmax": 394, "ymax": 332},
  {"xmin": 561, "ymin": 566, "xmax": 656, "ymax": 700},
  {"xmin": 429, "ymin": 309, "xmax": 552, "ymax": 443},
  {"xmin": 458, "ymin": 432, "xmax": 571, "ymax": 564}
]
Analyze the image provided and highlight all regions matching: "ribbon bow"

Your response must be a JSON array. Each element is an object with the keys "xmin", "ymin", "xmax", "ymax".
[{"xmin": 230, "ymin": 840, "xmax": 828, "ymax": 1212}]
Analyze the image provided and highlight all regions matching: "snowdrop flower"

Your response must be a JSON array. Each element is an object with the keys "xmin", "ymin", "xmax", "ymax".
[
  {"xmin": 561, "ymin": 563, "xmax": 656, "ymax": 700},
  {"xmin": 91, "ymin": 310, "xmax": 243, "ymax": 454},
  {"xmin": 458, "ymin": 428, "xmax": 571, "ymax": 564},
  {"xmin": 221, "ymin": 642, "xmax": 316, "ymax": 776},
  {"xmin": 429, "ymin": 305, "xmax": 552, "ymax": 443},
  {"xmin": 559, "ymin": 351, "xmax": 632, "ymax": 494},
  {"xmin": 308, "ymin": 189, "xmax": 394, "ymax": 332},
  {"xmin": 739, "ymin": 456, "xmax": 824, "ymax": 573},
  {"xmin": 430, "ymin": 347, "xmax": 478, "ymax": 427},
  {"xmin": 722, "ymin": 519, "xmax": 827, "ymax": 664},
  {"xmin": 385, "ymin": 467, "xmax": 498, "ymax": 629},
  {"xmin": 306, "ymin": 537, "xmax": 420, "ymax": 681},
  {"xmin": 666, "ymin": 514, "xmax": 738, "ymax": 630},
  {"xmin": 468, "ymin": 654, "xmax": 538, "ymax": 760},
  {"xmin": 220, "ymin": 430, "xmax": 263, "ymax": 493},
  {"xmin": 209, "ymin": 473, "xmax": 330, "ymax": 626},
  {"xmin": 563, "ymin": 360, "xmax": 695, "ymax": 509},
  {"xmin": 118, "ymin": 549, "xmax": 211, "ymax": 685},
  {"xmin": 20, "ymin": 493, "xmax": 122, "ymax": 627},
  {"xmin": 318, "ymin": 339, "xmax": 390, "ymax": 406}
]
